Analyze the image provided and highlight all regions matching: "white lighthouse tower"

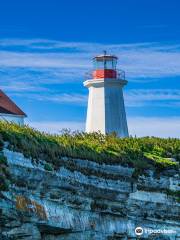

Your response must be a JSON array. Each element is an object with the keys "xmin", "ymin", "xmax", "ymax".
[{"xmin": 84, "ymin": 52, "xmax": 129, "ymax": 137}]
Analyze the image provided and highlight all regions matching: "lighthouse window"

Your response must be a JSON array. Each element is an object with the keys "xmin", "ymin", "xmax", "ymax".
[
  {"xmin": 93, "ymin": 57, "xmax": 117, "ymax": 70},
  {"xmin": 105, "ymin": 60, "xmax": 110, "ymax": 69},
  {"xmin": 112, "ymin": 59, "xmax": 117, "ymax": 69},
  {"xmin": 103, "ymin": 59, "xmax": 117, "ymax": 69},
  {"xmin": 93, "ymin": 60, "xmax": 104, "ymax": 69}
]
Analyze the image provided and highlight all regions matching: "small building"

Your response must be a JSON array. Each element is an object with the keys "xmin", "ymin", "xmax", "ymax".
[{"xmin": 0, "ymin": 90, "xmax": 26, "ymax": 125}]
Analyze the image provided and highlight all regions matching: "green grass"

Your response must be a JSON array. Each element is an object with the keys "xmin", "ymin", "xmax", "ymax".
[
  {"xmin": 166, "ymin": 189, "xmax": 180, "ymax": 203},
  {"xmin": 44, "ymin": 163, "xmax": 53, "ymax": 171},
  {"xmin": 144, "ymin": 152, "xmax": 178, "ymax": 168},
  {"xmin": 0, "ymin": 122, "xmax": 179, "ymax": 175}
]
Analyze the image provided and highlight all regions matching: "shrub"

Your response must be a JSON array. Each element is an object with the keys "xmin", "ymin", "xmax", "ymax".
[
  {"xmin": 44, "ymin": 163, "xmax": 53, "ymax": 171},
  {"xmin": 166, "ymin": 189, "xmax": 180, "ymax": 203},
  {"xmin": 144, "ymin": 152, "xmax": 178, "ymax": 169},
  {"xmin": 0, "ymin": 155, "xmax": 7, "ymax": 165},
  {"xmin": 0, "ymin": 121, "xmax": 179, "ymax": 176}
]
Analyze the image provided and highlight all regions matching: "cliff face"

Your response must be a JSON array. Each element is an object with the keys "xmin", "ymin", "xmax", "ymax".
[{"xmin": 0, "ymin": 147, "xmax": 179, "ymax": 240}]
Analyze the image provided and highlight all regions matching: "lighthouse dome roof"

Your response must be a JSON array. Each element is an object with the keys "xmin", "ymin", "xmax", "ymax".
[{"xmin": 93, "ymin": 52, "xmax": 118, "ymax": 61}]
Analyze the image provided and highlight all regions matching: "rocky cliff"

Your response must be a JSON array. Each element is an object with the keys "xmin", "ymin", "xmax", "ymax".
[{"xmin": 0, "ymin": 145, "xmax": 179, "ymax": 240}]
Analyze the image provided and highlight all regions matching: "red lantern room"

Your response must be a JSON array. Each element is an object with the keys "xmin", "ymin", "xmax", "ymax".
[{"xmin": 93, "ymin": 51, "xmax": 118, "ymax": 79}]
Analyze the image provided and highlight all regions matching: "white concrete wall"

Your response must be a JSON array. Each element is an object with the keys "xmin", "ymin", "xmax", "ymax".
[
  {"xmin": 85, "ymin": 82, "xmax": 105, "ymax": 133},
  {"xmin": 105, "ymin": 83, "xmax": 128, "ymax": 137},
  {"xmin": 0, "ymin": 114, "xmax": 24, "ymax": 125},
  {"xmin": 84, "ymin": 79, "xmax": 128, "ymax": 137}
]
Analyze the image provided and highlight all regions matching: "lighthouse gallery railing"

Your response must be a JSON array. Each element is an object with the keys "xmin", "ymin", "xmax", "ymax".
[{"xmin": 84, "ymin": 69, "xmax": 126, "ymax": 80}]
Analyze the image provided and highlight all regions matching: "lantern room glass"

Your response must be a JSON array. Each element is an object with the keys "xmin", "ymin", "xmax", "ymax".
[{"xmin": 93, "ymin": 57, "xmax": 117, "ymax": 70}]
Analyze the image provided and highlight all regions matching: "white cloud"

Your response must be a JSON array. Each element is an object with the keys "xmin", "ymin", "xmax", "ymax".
[
  {"xmin": 1, "ymin": 38, "xmax": 180, "ymax": 82},
  {"xmin": 27, "ymin": 121, "xmax": 85, "ymax": 134},
  {"xmin": 27, "ymin": 117, "xmax": 180, "ymax": 138},
  {"xmin": 10, "ymin": 92, "xmax": 87, "ymax": 105},
  {"xmin": 11, "ymin": 89, "xmax": 180, "ymax": 107},
  {"xmin": 0, "ymin": 51, "xmax": 90, "ymax": 68},
  {"xmin": 128, "ymin": 117, "xmax": 180, "ymax": 138},
  {"xmin": 124, "ymin": 89, "xmax": 180, "ymax": 107},
  {"xmin": 30, "ymin": 93, "xmax": 87, "ymax": 105}
]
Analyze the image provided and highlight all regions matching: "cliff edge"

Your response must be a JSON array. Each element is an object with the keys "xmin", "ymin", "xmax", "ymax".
[{"xmin": 0, "ymin": 122, "xmax": 179, "ymax": 239}]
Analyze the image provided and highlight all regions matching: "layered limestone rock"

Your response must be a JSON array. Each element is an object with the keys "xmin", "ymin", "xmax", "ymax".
[{"xmin": 0, "ymin": 147, "xmax": 179, "ymax": 240}]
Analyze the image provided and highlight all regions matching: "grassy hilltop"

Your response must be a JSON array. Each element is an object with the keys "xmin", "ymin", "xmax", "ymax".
[{"xmin": 0, "ymin": 121, "xmax": 179, "ymax": 173}]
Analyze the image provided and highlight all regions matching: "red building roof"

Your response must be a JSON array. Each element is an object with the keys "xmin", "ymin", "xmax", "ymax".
[{"xmin": 0, "ymin": 90, "xmax": 27, "ymax": 117}]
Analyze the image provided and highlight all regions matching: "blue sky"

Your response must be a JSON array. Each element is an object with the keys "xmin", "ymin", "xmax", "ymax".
[{"xmin": 0, "ymin": 0, "xmax": 180, "ymax": 137}]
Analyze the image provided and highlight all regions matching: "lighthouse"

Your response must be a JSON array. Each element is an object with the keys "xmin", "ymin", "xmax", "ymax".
[{"xmin": 84, "ymin": 52, "xmax": 129, "ymax": 137}]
